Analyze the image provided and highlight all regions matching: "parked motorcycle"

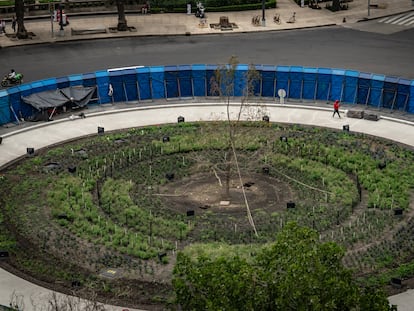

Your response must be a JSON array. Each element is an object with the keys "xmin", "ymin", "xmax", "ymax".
[{"xmin": 1, "ymin": 73, "xmax": 23, "ymax": 87}]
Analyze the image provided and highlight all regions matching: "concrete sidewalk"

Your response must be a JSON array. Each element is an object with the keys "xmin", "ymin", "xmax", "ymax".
[
  {"xmin": 1, "ymin": 102, "xmax": 414, "ymax": 168},
  {"xmin": 0, "ymin": 0, "xmax": 413, "ymax": 48}
]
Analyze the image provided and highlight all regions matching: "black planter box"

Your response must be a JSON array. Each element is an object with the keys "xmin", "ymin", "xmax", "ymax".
[
  {"xmin": 391, "ymin": 277, "xmax": 402, "ymax": 288},
  {"xmin": 287, "ymin": 201, "xmax": 296, "ymax": 209},
  {"xmin": 0, "ymin": 250, "xmax": 9, "ymax": 259},
  {"xmin": 364, "ymin": 113, "xmax": 379, "ymax": 121},
  {"xmin": 347, "ymin": 110, "xmax": 364, "ymax": 119}
]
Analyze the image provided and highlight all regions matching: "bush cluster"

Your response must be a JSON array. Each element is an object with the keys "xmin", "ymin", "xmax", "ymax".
[
  {"xmin": 0, "ymin": 0, "xmax": 277, "ymax": 14},
  {"xmin": 145, "ymin": 0, "xmax": 276, "ymax": 13}
]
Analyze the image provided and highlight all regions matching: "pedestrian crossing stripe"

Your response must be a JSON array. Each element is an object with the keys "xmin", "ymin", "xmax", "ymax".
[
  {"xmin": 378, "ymin": 12, "xmax": 414, "ymax": 26},
  {"xmin": 394, "ymin": 12, "xmax": 414, "ymax": 25}
]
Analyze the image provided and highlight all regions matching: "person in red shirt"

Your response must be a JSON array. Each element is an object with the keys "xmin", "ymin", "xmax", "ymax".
[{"xmin": 333, "ymin": 100, "xmax": 341, "ymax": 118}]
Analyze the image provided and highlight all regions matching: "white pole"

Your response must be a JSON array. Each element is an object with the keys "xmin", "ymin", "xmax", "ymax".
[{"xmin": 368, "ymin": 0, "xmax": 370, "ymax": 16}]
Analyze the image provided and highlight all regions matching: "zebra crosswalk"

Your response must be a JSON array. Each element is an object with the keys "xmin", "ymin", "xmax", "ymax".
[
  {"xmin": 377, "ymin": 12, "xmax": 414, "ymax": 27},
  {"xmin": 346, "ymin": 11, "xmax": 414, "ymax": 34}
]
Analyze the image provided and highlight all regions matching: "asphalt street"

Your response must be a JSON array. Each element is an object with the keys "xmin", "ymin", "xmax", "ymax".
[{"xmin": 1, "ymin": 26, "xmax": 414, "ymax": 83}]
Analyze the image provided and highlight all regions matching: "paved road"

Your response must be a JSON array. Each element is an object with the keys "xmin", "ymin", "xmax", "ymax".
[
  {"xmin": 1, "ymin": 26, "xmax": 414, "ymax": 83},
  {"xmin": 0, "ymin": 0, "xmax": 414, "ymax": 82}
]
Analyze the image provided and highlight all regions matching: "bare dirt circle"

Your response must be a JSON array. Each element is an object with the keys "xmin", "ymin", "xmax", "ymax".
[{"xmin": 159, "ymin": 172, "xmax": 296, "ymax": 214}]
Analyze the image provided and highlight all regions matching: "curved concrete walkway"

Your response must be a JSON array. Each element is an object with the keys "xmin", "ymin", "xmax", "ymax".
[
  {"xmin": 0, "ymin": 101, "xmax": 414, "ymax": 310},
  {"xmin": 1, "ymin": 103, "xmax": 414, "ymax": 166}
]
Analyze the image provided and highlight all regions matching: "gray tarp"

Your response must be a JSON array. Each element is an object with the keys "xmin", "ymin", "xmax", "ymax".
[{"xmin": 22, "ymin": 86, "xmax": 96, "ymax": 111}]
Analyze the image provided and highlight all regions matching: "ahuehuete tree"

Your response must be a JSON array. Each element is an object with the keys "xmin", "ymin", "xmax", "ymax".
[
  {"xmin": 172, "ymin": 222, "xmax": 392, "ymax": 310},
  {"xmin": 209, "ymin": 56, "xmax": 262, "ymax": 236},
  {"xmin": 15, "ymin": 0, "xmax": 28, "ymax": 39},
  {"xmin": 116, "ymin": 0, "xmax": 128, "ymax": 31}
]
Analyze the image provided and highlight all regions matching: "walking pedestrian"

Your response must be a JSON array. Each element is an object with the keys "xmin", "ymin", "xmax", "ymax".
[
  {"xmin": 333, "ymin": 100, "xmax": 341, "ymax": 118},
  {"xmin": 12, "ymin": 16, "xmax": 16, "ymax": 32},
  {"xmin": 1, "ymin": 19, "xmax": 5, "ymax": 33}
]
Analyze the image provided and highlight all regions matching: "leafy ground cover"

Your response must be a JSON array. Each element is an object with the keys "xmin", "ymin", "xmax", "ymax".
[{"xmin": 0, "ymin": 121, "xmax": 413, "ymax": 309}]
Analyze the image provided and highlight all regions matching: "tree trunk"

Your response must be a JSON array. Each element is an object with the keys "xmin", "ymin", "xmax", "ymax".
[
  {"xmin": 15, "ymin": 0, "xmax": 28, "ymax": 38},
  {"xmin": 332, "ymin": 0, "xmax": 341, "ymax": 11},
  {"xmin": 116, "ymin": 0, "xmax": 128, "ymax": 31},
  {"xmin": 224, "ymin": 151, "xmax": 232, "ymax": 200}
]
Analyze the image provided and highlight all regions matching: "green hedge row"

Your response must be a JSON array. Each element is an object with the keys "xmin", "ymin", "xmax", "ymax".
[
  {"xmin": 207, "ymin": 1, "xmax": 276, "ymax": 12},
  {"xmin": 154, "ymin": 0, "xmax": 276, "ymax": 13},
  {"xmin": 152, "ymin": 0, "xmax": 270, "ymax": 8},
  {"xmin": 0, "ymin": 0, "xmax": 277, "ymax": 12},
  {"xmin": 0, "ymin": 0, "xmax": 15, "ymax": 6}
]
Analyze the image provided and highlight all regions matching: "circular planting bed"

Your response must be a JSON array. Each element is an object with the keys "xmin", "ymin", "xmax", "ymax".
[{"xmin": 0, "ymin": 121, "xmax": 413, "ymax": 309}]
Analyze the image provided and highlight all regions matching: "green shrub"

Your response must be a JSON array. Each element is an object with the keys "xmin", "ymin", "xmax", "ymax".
[{"xmin": 151, "ymin": 0, "xmax": 276, "ymax": 13}]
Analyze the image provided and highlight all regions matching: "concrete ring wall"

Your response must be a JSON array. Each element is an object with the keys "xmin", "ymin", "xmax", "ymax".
[{"xmin": 0, "ymin": 64, "xmax": 413, "ymax": 126}]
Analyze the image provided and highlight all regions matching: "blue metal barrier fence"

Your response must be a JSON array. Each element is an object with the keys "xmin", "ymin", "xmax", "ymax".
[{"xmin": 0, "ymin": 64, "xmax": 413, "ymax": 125}]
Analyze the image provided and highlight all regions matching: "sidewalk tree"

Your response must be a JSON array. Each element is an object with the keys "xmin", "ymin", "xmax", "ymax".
[
  {"xmin": 15, "ymin": 0, "xmax": 28, "ymax": 39},
  {"xmin": 331, "ymin": 0, "xmax": 341, "ymax": 11},
  {"xmin": 116, "ymin": 0, "xmax": 128, "ymax": 31}
]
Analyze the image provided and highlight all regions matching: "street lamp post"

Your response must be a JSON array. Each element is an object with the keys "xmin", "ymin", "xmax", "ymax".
[
  {"xmin": 58, "ymin": 4, "xmax": 64, "ymax": 36},
  {"xmin": 261, "ymin": 0, "xmax": 266, "ymax": 26},
  {"xmin": 49, "ymin": 2, "xmax": 54, "ymax": 37}
]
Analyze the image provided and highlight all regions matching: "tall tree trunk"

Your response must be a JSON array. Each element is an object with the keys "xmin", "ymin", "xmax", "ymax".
[
  {"xmin": 116, "ymin": 0, "xmax": 128, "ymax": 31},
  {"xmin": 332, "ymin": 0, "xmax": 341, "ymax": 11},
  {"xmin": 15, "ymin": 0, "xmax": 28, "ymax": 38}
]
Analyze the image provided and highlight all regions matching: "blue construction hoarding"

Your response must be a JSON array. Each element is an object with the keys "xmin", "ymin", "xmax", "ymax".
[{"xmin": 0, "ymin": 64, "xmax": 413, "ymax": 126}]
